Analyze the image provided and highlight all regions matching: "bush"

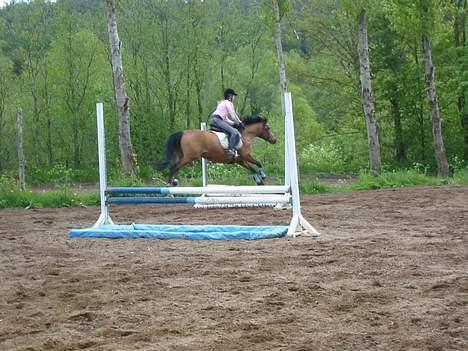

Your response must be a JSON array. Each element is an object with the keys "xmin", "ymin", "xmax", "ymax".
[
  {"xmin": 300, "ymin": 142, "xmax": 347, "ymax": 174},
  {"xmin": 299, "ymin": 178, "xmax": 331, "ymax": 194},
  {"xmin": 353, "ymin": 167, "xmax": 444, "ymax": 190},
  {"xmin": 0, "ymin": 174, "xmax": 98, "ymax": 208},
  {"xmin": 28, "ymin": 165, "xmax": 98, "ymax": 185},
  {"xmin": 453, "ymin": 167, "xmax": 468, "ymax": 184}
]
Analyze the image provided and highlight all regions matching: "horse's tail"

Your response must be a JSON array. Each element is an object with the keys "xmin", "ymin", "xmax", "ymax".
[{"xmin": 156, "ymin": 131, "xmax": 183, "ymax": 171}]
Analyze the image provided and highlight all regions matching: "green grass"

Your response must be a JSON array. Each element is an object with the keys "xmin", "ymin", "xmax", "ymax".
[
  {"xmin": 453, "ymin": 168, "xmax": 468, "ymax": 184},
  {"xmin": 351, "ymin": 168, "xmax": 468, "ymax": 191},
  {"xmin": 1, "ymin": 167, "xmax": 467, "ymax": 208},
  {"xmin": 28, "ymin": 165, "xmax": 99, "ymax": 185},
  {"xmin": 300, "ymin": 178, "xmax": 333, "ymax": 194},
  {"xmin": 0, "ymin": 187, "xmax": 99, "ymax": 209},
  {"xmin": 352, "ymin": 169, "xmax": 438, "ymax": 190}
]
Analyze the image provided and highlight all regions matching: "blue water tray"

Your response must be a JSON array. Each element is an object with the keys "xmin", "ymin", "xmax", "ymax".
[{"xmin": 69, "ymin": 224, "xmax": 288, "ymax": 240}]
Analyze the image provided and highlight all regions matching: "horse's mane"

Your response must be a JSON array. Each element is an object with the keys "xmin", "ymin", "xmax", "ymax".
[{"xmin": 242, "ymin": 115, "xmax": 267, "ymax": 125}]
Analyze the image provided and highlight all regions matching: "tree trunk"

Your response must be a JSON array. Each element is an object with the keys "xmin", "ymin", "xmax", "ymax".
[
  {"xmin": 357, "ymin": 9, "xmax": 381, "ymax": 175},
  {"xmin": 0, "ymin": 107, "xmax": 3, "ymax": 171},
  {"xmin": 31, "ymin": 87, "xmax": 42, "ymax": 167},
  {"xmin": 73, "ymin": 111, "xmax": 82, "ymax": 167},
  {"xmin": 105, "ymin": 0, "xmax": 136, "ymax": 176},
  {"xmin": 454, "ymin": 0, "xmax": 467, "ymax": 161},
  {"xmin": 16, "ymin": 108, "xmax": 26, "ymax": 191},
  {"xmin": 194, "ymin": 60, "xmax": 204, "ymax": 125},
  {"xmin": 273, "ymin": 0, "xmax": 287, "ymax": 116},
  {"xmin": 218, "ymin": 23, "xmax": 226, "ymax": 92},
  {"xmin": 158, "ymin": 13, "xmax": 177, "ymax": 131},
  {"xmin": 418, "ymin": 102, "xmax": 426, "ymax": 161},
  {"xmin": 44, "ymin": 61, "xmax": 53, "ymax": 166},
  {"xmin": 240, "ymin": 27, "xmax": 264, "ymax": 116},
  {"xmin": 0, "ymin": 79, "xmax": 5, "ymax": 171},
  {"xmin": 413, "ymin": 45, "xmax": 427, "ymax": 161},
  {"xmin": 191, "ymin": 46, "xmax": 204, "ymax": 127},
  {"xmin": 422, "ymin": 33, "xmax": 450, "ymax": 176},
  {"xmin": 390, "ymin": 97, "xmax": 406, "ymax": 162}
]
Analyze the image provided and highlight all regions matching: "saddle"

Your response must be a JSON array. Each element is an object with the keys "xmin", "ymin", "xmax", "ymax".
[{"xmin": 209, "ymin": 126, "xmax": 243, "ymax": 150}]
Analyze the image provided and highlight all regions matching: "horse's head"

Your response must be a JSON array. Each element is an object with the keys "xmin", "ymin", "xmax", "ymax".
[{"xmin": 242, "ymin": 116, "xmax": 277, "ymax": 144}]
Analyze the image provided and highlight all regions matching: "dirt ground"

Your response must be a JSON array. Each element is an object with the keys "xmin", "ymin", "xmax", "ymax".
[{"xmin": 0, "ymin": 185, "xmax": 467, "ymax": 351}]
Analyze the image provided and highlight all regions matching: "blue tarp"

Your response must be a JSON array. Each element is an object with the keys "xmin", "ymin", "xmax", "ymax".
[{"xmin": 69, "ymin": 224, "xmax": 288, "ymax": 240}]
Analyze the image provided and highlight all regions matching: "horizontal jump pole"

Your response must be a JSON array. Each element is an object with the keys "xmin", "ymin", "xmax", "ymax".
[
  {"xmin": 109, "ymin": 197, "xmax": 197, "ymax": 205},
  {"xmin": 108, "ymin": 195, "xmax": 290, "ymax": 205},
  {"xmin": 107, "ymin": 185, "xmax": 289, "ymax": 195},
  {"xmin": 197, "ymin": 195, "xmax": 290, "ymax": 205}
]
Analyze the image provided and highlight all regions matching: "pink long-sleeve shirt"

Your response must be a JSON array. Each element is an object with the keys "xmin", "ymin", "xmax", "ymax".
[{"xmin": 212, "ymin": 100, "xmax": 242, "ymax": 125}]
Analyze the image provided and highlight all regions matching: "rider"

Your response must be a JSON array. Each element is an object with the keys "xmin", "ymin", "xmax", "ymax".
[{"xmin": 211, "ymin": 88, "xmax": 245, "ymax": 157}]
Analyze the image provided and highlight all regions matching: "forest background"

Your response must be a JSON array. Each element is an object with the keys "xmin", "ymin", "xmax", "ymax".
[{"xmin": 0, "ymin": 0, "xmax": 466, "ymax": 198}]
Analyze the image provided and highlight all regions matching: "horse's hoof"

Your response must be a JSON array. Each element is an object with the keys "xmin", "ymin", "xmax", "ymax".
[
  {"xmin": 252, "ymin": 173, "xmax": 264, "ymax": 185},
  {"xmin": 168, "ymin": 179, "xmax": 178, "ymax": 187},
  {"xmin": 258, "ymin": 169, "xmax": 267, "ymax": 180}
]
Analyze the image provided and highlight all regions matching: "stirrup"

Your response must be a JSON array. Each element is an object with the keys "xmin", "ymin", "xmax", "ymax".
[{"xmin": 225, "ymin": 149, "xmax": 237, "ymax": 157}]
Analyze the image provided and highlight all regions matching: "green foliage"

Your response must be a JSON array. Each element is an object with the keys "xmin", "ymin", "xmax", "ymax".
[
  {"xmin": 300, "ymin": 140, "xmax": 367, "ymax": 173},
  {"xmin": 453, "ymin": 167, "xmax": 468, "ymax": 184},
  {"xmin": 299, "ymin": 177, "xmax": 331, "ymax": 194},
  {"xmin": 353, "ymin": 167, "xmax": 449, "ymax": 190},
  {"xmin": 0, "ymin": 0, "xmax": 466, "ymax": 183},
  {"xmin": 108, "ymin": 174, "xmax": 145, "ymax": 188},
  {"xmin": 449, "ymin": 155, "xmax": 467, "ymax": 173},
  {"xmin": 205, "ymin": 163, "xmax": 258, "ymax": 185},
  {"xmin": 28, "ymin": 165, "xmax": 98, "ymax": 185},
  {"xmin": 300, "ymin": 143, "xmax": 346, "ymax": 173},
  {"xmin": 1, "ymin": 166, "xmax": 468, "ymax": 208},
  {"xmin": 178, "ymin": 163, "xmax": 259, "ymax": 186},
  {"xmin": 0, "ymin": 174, "xmax": 98, "ymax": 208}
]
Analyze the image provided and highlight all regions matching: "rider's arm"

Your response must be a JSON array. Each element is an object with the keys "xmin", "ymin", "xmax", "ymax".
[{"xmin": 226, "ymin": 101, "xmax": 242, "ymax": 125}]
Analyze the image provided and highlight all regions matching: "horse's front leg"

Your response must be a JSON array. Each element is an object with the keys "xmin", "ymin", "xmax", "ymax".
[
  {"xmin": 237, "ymin": 159, "xmax": 264, "ymax": 185},
  {"xmin": 241, "ymin": 154, "xmax": 267, "ymax": 180}
]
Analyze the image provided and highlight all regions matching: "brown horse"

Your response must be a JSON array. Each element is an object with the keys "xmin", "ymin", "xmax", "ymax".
[{"xmin": 158, "ymin": 116, "xmax": 277, "ymax": 185}]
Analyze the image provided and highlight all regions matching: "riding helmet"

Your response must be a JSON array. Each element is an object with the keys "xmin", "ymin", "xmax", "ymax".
[{"xmin": 224, "ymin": 88, "xmax": 238, "ymax": 99}]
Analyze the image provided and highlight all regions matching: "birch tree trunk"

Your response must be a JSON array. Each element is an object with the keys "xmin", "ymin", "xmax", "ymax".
[
  {"xmin": 273, "ymin": 0, "xmax": 287, "ymax": 116},
  {"xmin": 357, "ymin": 10, "xmax": 381, "ymax": 175},
  {"xmin": 105, "ymin": 0, "xmax": 136, "ymax": 176},
  {"xmin": 422, "ymin": 33, "xmax": 450, "ymax": 177},
  {"xmin": 16, "ymin": 108, "xmax": 26, "ymax": 191}
]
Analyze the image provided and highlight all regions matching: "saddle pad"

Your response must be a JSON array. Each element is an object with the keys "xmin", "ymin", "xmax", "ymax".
[{"xmin": 210, "ymin": 131, "xmax": 243, "ymax": 150}]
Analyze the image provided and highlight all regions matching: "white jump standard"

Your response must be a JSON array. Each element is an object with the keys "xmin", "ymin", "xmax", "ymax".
[{"xmin": 85, "ymin": 93, "xmax": 319, "ymax": 239}]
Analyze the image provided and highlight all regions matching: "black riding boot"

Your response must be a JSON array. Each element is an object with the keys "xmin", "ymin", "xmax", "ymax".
[{"xmin": 227, "ymin": 131, "xmax": 240, "ymax": 157}]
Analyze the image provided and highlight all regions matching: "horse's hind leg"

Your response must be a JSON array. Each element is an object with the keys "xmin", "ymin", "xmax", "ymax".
[
  {"xmin": 167, "ymin": 157, "xmax": 193, "ymax": 186},
  {"xmin": 167, "ymin": 162, "xmax": 181, "ymax": 186}
]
